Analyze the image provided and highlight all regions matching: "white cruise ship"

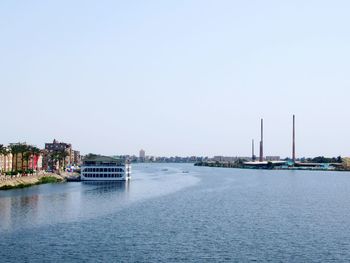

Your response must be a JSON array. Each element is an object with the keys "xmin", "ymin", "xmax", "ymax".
[{"xmin": 81, "ymin": 155, "xmax": 131, "ymax": 181}]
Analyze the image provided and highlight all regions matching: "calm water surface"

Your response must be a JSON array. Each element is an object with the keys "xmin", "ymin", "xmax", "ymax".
[{"xmin": 1, "ymin": 164, "xmax": 350, "ymax": 262}]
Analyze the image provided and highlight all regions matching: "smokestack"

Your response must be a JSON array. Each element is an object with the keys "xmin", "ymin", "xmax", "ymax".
[
  {"xmin": 259, "ymin": 118, "xmax": 263, "ymax": 162},
  {"xmin": 292, "ymin": 115, "xmax": 296, "ymax": 163},
  {"xmin": 252, "ymin": 139, "xmax": 255, "ymax": 161}
]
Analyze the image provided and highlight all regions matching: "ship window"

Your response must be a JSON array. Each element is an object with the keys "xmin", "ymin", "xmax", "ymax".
[{"xmin": 104, "ymin": 168, "xmax": 107, "ymax": 172}]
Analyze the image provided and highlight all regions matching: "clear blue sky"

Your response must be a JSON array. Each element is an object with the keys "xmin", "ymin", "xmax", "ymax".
[{"xmin": 1, "ymin": 0, "xmax": 350, "ymax": 158}]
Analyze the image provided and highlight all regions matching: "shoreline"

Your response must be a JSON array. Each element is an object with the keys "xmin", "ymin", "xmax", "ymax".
[
  {"xmin": 194, "ymin": 163, "xmax": 350, "ymax": 172},
  {"xmin": 0, "ymin": 173, "xmax": 65, "ymax": 190}
]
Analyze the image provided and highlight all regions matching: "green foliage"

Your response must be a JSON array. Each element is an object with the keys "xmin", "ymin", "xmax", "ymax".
[
  {"xmin": 0, "ymin": 183, "xmax": 29, "ymax": 190},
  {"xmin": 5, "ymin": 171, "xmax": 17, "ymax": 176},
  {"xmin": 307, "ymin": 156, "xmax": 342, "ymax": 163},
  {"xmin": 0, "ymin": 185, "xmax": 15, "ymax": 190},
  {"xmin": 37, "ymin": 176, "xmax": 62, "ymax": 184}
]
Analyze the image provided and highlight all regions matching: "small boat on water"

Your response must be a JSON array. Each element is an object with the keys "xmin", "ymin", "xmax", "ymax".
[
  {"xmin": 66, "ymin": 176, "xmax": 81, "ymax": 182},
  {"xmin": 161, "ymin": 169, "xmax": 168, "ymax": 171},
  {"xmin": 182, "ymin": 171, "xmax": 189, "ymax": 173}
]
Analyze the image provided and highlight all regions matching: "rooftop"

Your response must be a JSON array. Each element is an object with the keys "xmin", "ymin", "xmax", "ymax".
[{"xmin": 83, "ymin": 154, "xmax": 124, "ymax": 165}]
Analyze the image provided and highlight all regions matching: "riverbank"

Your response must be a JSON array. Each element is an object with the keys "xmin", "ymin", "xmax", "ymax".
[
  {"xmin": 194, "ymin": 161, "xmax": 350, "ymax": 172},
  {"xmin": 0, "ymin": 173, "xmax": 65, "ymax": 190}
]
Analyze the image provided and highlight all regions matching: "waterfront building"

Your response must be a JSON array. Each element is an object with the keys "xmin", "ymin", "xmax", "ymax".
[
  {"xmin": 28, "ymin": 152, "xmax": 43, "ymax": 171},
  {"xmin": 7, "ymin": 143, "xmax": 42, "ymax": 171},
  {"xmin": 0, "ymin": 151, "xmax": 13, "ymax": 172},
  {"xmin": 81, "ymin": 155, "xmax": 131, "ymax": 181},
  {"xmin": 44, "ymin": 139, "xmax": 79, "ymax": 170}
]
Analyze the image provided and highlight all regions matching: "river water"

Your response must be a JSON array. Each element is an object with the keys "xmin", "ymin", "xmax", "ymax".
[{"xmin": 1, "ymin": 163, "xmax": 350, "ymax": 262}]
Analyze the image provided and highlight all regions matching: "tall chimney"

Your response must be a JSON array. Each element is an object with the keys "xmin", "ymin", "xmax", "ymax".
[
  {"xmin": 292, "ymin": 115, "xmax": 296, "ymax": 163},
  {"xmin": 252, "ymin": 139, "xmax": 255, "ymax": 161},
  {"xmin": 259, "ymin": 119, "xmax": 264, "ymax": 162}
]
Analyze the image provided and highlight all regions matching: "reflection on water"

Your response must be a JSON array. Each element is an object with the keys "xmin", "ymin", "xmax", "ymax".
[
  {"xmin": 3, "ymin": 164, "xmax": 350, "ymax": 261},
  {"xmin": 82, "ymin": 180, "xmax": 130, "ymax": 192},
  {"xmin": 0, "ymin": 181, "xmax": 131, "ymax": 232},
  {"xmin": 0, "ymin": 164, "xmax": 198, "ymax": 233}
]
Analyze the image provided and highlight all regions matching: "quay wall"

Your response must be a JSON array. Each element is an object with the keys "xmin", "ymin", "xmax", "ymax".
[{"xmin": 0, "ymin": 173, "xmax": 65, "ymax": 189}]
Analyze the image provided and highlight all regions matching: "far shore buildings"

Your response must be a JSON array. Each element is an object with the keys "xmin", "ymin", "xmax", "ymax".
[
  {"xmin": 139, "ymin": 149, "xmax": 146, "ymax": 162},
  {"xmin": 265, "ymin": 156, "xmax": 281, "ymax": 161},
  {"xmin": 342, "ymin": 157, "xmax": 350, "ymax": 169}
]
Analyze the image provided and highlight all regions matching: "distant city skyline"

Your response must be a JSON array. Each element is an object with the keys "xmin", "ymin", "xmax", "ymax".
[{"xmin": 1, "ymin": 1, "xmax": 350, "ymax": 157}]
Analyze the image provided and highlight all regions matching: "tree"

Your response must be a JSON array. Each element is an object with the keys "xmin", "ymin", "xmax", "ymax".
[
  {"xmin": 50, "ymin": 151, "xmax": 60, "ymax": 172},
  {"xmin": 9, "ymin": 144, "xmax": 21, "ymax": 172},
  {"xmin": 23, "ymin": 149, "xmax": 31, "ymax": 175},
  {"xmin": 58, "ymin": 150, "xmax": 69, "ymax": 171},
  {"xmin": 18, "ymin": 144, "xmax": 29, "ymax": 173},
  {"xmin": 30, "ymin": 146, "xmax": 41, "ymax": 171}
]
